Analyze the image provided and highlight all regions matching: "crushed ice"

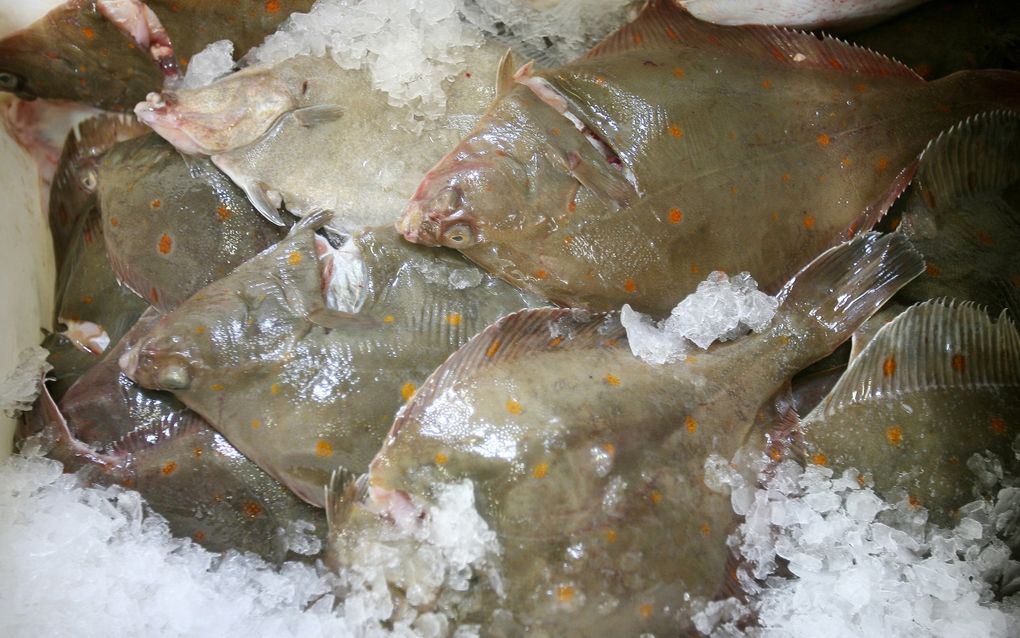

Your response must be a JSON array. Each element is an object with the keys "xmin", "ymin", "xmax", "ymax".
[
  {"xmin": 181, "ymin": 40, "xmax": 236, "ymax": 89},
  {"xmin": 622, "ymin": 271, "xmax": 779, "ymax": 364},
  {"xmin": 0, "ymin": 346, "xmax": 51, "ymax": 417}
]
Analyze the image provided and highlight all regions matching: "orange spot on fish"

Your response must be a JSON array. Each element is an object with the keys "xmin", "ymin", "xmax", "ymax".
[
  {"xmin": 886, "ymin": 426, "xmax": 903, "ymax": 445},
  {"xmin": 563, "ymin": 235, "xmax": 573, "ymax": 245},
  {"xmin": 265, "ymin": 0, "xmax": 280, "ymax": 12},
  {"xmin": 250, "ymin": 419, "xmax": 261, "ymax": 429},
  {"xmin": 624, "ymin": 279, "xmax": 637, "ymax": 293},
  {"xmin": 782, "ymin": 173, "xmax": 791, "ymax": 183},
  {"xmin": 840, "ymin": 158, "xmax": 853, "ymax": 168},
  {"xmin": 883, "ymin": 356, "xmax": 896, "ymax": 377},
  {"xmin": 812, "ymin": 453, "xmax": 828, "ymax": 466},
  {"xmin": 551, "ymin": 127, "xmax": 561, "ymax": 136},
  {"xmin": 567, "ymin": 200, "xmax": 577, "ymax": 212},
  {"xmin": 548, "ymin": 336, "xmax": 564, "ymax": 348},
  {"xmin": 769, "ymin": 447, "xmax": 783, "ymax": 461},
  {"xmin": 109, "ymin": 216, "xmax": 119, "ymax": 227},
  {"xmin": 216, "ymin": 206, "xmax": 231, "ymax": 220},
  {"xmin": 193, "ymin": 531, "xmax": 206, "ymax": 542},
  {"xmin": 908, "ymin": 494, "xmax": 922, "ymax": 508},
  {"xmin": 315, "ymin": 440, "xmax": 334, "ymax": 457},
  {"xmin": 876, "ymin": 157, "xmax": 889, "ymax": 172},
  {"xmin": 991, "ymin": 417, "xmax": 1006, "ymax": 435},
  {"xmin": 434, "ymin": 453, "xmax": 449, "ymax": 465},
  {"xmin": 506, "ymin": 399, "xmax": 523, "ymax": 415},
  {"xmin": 447, "ymin": 313, "xmax": 462, "ymax": 326},
  {"xmin": 602, "ymin": 443, "xmax": 616, "ymax": 456},
  {"xmin": 777, "ymin": 335, "xmax": 790, "ymax": 346},
  {"xmin": 802, "ymin": 215, "xmax": 815, "ymax": 230},
  {"xmin": 158, "ymin": 233, "xmax": 172, "ymax": 254},
  {"xmin": 828, "ymin": 58, "xmax": 844, "ymax": 71},
  {"xmin": 761, "ymin": 79, "xmax": 772, "ymax": 89},
  {"xmin": 605, "ymin": 529, "xmax": 618, "ymax": 543},
  {"xmin": 270, "ymin": 383, "xmax": 281, "ymax": 395},
  {"xmin": 665, "ymin": 26, "xmax": 679, "ymax": 42},
  {"xmin": 639, "ymin": 603, "xmax": 654, "ymax": 618},
  {"xmin": 556, "ymin": 586, "xmax": 575, "ymax": 603},
  {"xmin": 632, "ymin": 33, "xmax": 643, "ymax": 45},
  {"xmin": 669, "ymin": 124, "xmax": 683, "ymax": 138},
  {"xmin": 401, "ymin": 383, "xmax": 416, "ymax": 401},
  {"xmin": 605, "ymin": 373, "xmax": 621, "ymax": 386},
  {"xmin": 150, "ymin": 199, "xmax": 161, "ymax": 209},
  {"xmin": 976, "ymin": 230, "xmax": 995, "ymax": 246},
  {"xmin": 952, "ymin": 354, "xmax": 966, "ymax": 372},
  {"xmin": 595, "ymin": 75, "xmax": 607, "ymax": 86},
  {"xmin": 150, "ymin": 288, "xmax": 160, "ymax": 304},
  {"xmin": 730, "ymin": 185, "xmax": 738, "ymax": 195},
  {"xmin": 161, "ymin": 461, "xmax": 177, "ymax": 475},
  {"xmin": 771, "ymin": 211, "xmax": 780, "ymax": 222},
  {"xmin": 700, "ymin": 523, "xmax": 712, "ymax": 537},
  {"xmin": 690, "ymin": 263, "xmax": 699, "ymax": 274},
  {"xmin": 81, "ymin": 27, "xmax": 95, "ymax": 39},
  {"xmin": 672, "ymin": 67, "xmax": 685, "ymax": 78},
  {"xmin": 925, "ymin": 263, "xmax": 940, "ymax": 277},
  {"xmin": 81, "ymin": 294, "xmax": 93, "ymax": 305},
  {"xmin": 288, "ymin": 251, "xmax": 302, "ymax": 265},
  {"xmin": 194, "ymin": 326, "xmax": 205, "ymax": 335},
  {"xmin": 383, "ymin": 315, "xmax": 395, "ymax": 324},
  {"xmin": 532, "ymin": 462, "xmax": 549, "ymax": 478},
  {"xmin": 816, "ymin": 134, "xmax": 830, "ymax": 146},
  {"xmin": 193, "ymin": 447, "xmax": 203, "ymax": 458},
  {"xmin": 685, "ymin": 416, "xmax": 697, "ymax": 433},
  {"xmin": 649, "ymin": 490, "xmax": 662, "ymax": 505},
  {"xmin": 668, "ymin": 207, "xmax": 683, "ymax": 224},
  {"xmin": 210, "ymin": 383, "xmax": 224, "ymax": 391},
  {"xmin": 854, "ymin": 83, "xmax": 867, "ymax": 93},
  {"xmin": 179, "ymin": 56, "xmax": 189, "ymax": 67},
  {"xmin": 485, "ymin": 340, "xmax": 502, "ymax": 358},
  {"xmin": 534, "ymin": 269, "xmax": 547, "ymax": 279},
  {"xmin": 243, "ymin": 501, "xmax": 263, "ymax": 517}
]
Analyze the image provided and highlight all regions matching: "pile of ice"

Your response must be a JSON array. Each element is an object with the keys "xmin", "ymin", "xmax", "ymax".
[
  {"xmin": 0, "ymin": 445, "xmax": 499, "ymax": 637},
  {"xmin": 0, "ymin": 346, "xmax": 50, "ymax": 416},
  {"xmin": 695, "ymin": 450, "xmax": 1020, "ymax": 637},
  {"xmin": 621, "ymin": 271, "xmax": 779, "ymax": 364},
  {"xmin": 181, "ymin": 40, "xmax": 236, "ymax": 89}
]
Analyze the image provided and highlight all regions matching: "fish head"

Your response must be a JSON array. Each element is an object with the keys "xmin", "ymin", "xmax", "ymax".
[
  {"xmin": 119, "ymin": 325, "xmax": 201, "ymax": 393},
  {"xmin": 397, "ymin": 87, "xmax": 589, "ymax": 251},
  {"xmin": 134, "ymin": 70, "xmax": 295, "ymax": 155}
]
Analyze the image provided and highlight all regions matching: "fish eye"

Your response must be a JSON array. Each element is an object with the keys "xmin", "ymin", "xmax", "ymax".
[
  {"xmin": 80, "ymin": 170, "xmax": 97, "ymax": 192},
  {"xmin": 0, "ymin": 71, "xmax": 23, "ymax": 92},
  {"xmin": 441, "ymin": 223, "xmax": 475, "ymax": 248},
  {"xmin": 157, "ymin": 362, "xmax": 192, "ymax": 390}
]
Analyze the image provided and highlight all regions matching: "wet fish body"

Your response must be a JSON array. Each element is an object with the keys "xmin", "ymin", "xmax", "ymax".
[
  {"xmin": 121, "ymin": 214, "xmax": 543, "ymax": 507},
  {"xmin": 679, "ymin": 0, "xmax": 930, "ymax": 30},
  {"xmin": 0, "ymin": 0, "xmax": 315, "ymax": 110},
  {"xmin": 801, "ymin": 299, "xmax": 1020, "ymax": 526},
  {"xmin": 97, "ymin": 132, "xmax": 286, "ymax": 311},
  {"xmin": 399, "ymin": 1, "xmax": 1020, "ymax": 316},
  {"xmin": 330, "ymin": 233, "xmax": 924, "ymax": 634}
]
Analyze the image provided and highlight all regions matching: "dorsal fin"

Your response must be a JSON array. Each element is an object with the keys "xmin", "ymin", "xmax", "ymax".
[
  {"xmin": 585, "ymin": 0, "xmax": 921, "ymax": 81},
  {"xmin": 914, "ymin": 110, "xmax": 1020, "ymax": 209},
  {"xmin": 389, "ymin": 307, "xmax": 625, "ymax": 437},
  {"xmin": 823, "ymin": 299, "xmax": 1020, "ymax": 416},
  {"xmin": 495, "ymin": 48, "xmax": 516, "ymax": 101}
]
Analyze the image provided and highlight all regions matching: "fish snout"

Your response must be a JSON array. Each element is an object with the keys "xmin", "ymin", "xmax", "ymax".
[
  {"xmin": 397, "ymin": 187, "xmax": 464, "ymax": 247},
  {"xmin": 118, "ymin": 337, "xmax": 193, "ymax": 391}
]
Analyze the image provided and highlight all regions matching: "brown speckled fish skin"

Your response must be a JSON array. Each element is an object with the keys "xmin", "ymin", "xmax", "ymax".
[
  {"xmin": 97, "ymin": 132, "xmax": 286, "ymax": 311},
  {"xmin": 330, "ymin": 233, "xmax": 923, "ymax": 635},
  {"xmin": 121, "ymin": 214, "xmax": 544, "ymax": 507},
  {"xmin": 398, "ymin": 1, "xmax": 1020, "ymax": 317},
  {"xmin": 801, "ymin": 300, "xmax": 1020, "ymax": 527},
  {"xmin": 0, "ymin": 0, "xmax": 315, "ymax": 110},
  {"xmin": 895, "ymin": 111, "xmax": 1020, "ymax": 316},
  {"xmin": 30, "ymin": 310, "xmax": 328, "ymax": 562},
  {"xmin": 48, "ymin": 114, "xmax": 149, "ymax": 270}
]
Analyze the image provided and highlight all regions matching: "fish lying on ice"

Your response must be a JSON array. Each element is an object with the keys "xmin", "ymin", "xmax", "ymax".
[
  {"xmin": 24, "ymin": 313, "xmax": 326, "ymax": 562},
  {"xmin": 895, "ymin": 110, "xmax": 1020, "ymax": 316},
  {"xmin": 135, "ymin": 40, "xmax": 512, "ymax": 231},
  {"xmin": 120, "ymin": 213, "xmax": 543, "ymax": 507},
  {"xmin": 328, "ymin": 232, "xmax": 924, "ymax": 635},
  {"xmin": 0, "ymin": 0, "xmax": 315, "ymax": 110},
  {"xmin": 800, "ymin": 299, "xmax": 1020, "ymax": 526},
  {"xmin": 678, "ymin": 0, "xmax": 930, "ymax": 31},
  {"xmin": 97, "ymin": 132, "xmax": 286, "ymax": 311},
  {"xmin": 398, "ymin": 0, "xmax": 1020, "ymax": 317}
]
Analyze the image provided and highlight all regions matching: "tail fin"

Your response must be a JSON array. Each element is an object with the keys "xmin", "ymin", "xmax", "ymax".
[{"xmin": 776, "ymin": 233, "xmax": 925, "ymax": 354}]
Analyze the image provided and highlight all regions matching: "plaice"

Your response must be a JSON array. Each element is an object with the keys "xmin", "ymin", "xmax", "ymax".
[
  {"xmin": 120, "ymin": 213, "xmax": 544, "ymax": 507},
  {"xmin": 678, "ymin": 0, "xmax": 930, "ymax": 31},
  {"xmin": 398, "ymin": 0, "xmax": 1020, "ymax": 317},
  {"xmin": 327, "ymin": 232, "xmax": 924, "ymax": 635}
]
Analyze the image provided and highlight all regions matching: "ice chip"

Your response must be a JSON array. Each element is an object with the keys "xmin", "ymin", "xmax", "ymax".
[
  {"xmin": 619, "ymin": 304, "xmax": 686, "ymax": 365},
  {"xmin": 845, "ymin": 489, "xmax": 886, "ymax": 522},
  {"xmin": 0, "ymin": 346, "xmax": 51, "ymax": 417},
  {"xmin": 181, "ymin": 40, "xmax": 235, "ymax": 89}
]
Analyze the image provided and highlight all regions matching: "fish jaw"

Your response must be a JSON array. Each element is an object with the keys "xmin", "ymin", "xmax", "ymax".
[{"xmin": 134, "ymin": 92, "xmax": 212, "ymax": 155}]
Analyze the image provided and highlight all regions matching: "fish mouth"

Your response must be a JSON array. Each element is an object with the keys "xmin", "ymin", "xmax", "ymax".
[
  {"xmin": 134, "ymin": 92, "xmax": 211, "ymax": 156},
  {"xmin": 118, "ymin": 340, "xmax": 142, "ymax": 379}
]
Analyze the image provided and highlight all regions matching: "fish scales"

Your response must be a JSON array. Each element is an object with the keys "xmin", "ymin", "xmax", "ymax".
[
  {"xmin": 121, "ymin": 214, "xmax": 543, "ymax": 507},
  {"xmin": 399, "ymin": 1, "xmax": 1020, "ymax": 317},
  {"xmin": 329, "ymin": 232, "xmax": 924, "ymax": 635}
]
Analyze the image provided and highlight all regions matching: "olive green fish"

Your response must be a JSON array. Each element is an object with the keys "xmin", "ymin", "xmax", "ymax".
[
  {"xmin": 0, "ymin": 0, "xmax": 315, "ymax": 110},
  {"xmin": 120, "ymin": 213, "xmax": 543, "ymax": 507},
  {"xmin": 398, "ymin": 0, "xmax": 1020, "ymax": 317},
  {"xmin": 801, "ymin": 299, "xmax": 1020, "ymax": 526},
  {"xmin": 895, "ymin": 110, "xmax": 1020, "ymax": 316},
  {"xmin": 97, "ymin": 132, "xmax": 286, "ymax": 311},
  {"xmin": 328, "ymin": 232, "xmax": 923, "ymax": 635},
  {"xmin": 135, "ymin": 41, "xmax": 510, "ymax": 230}
]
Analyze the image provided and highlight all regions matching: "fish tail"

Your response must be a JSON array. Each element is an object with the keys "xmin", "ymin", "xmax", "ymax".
[
  {"xmin": 936, "ymin": 68, "xmax": 1020, "ymax": 113},
  {"xmin": 774, "ymin": 233, "xmax": 924, "ymax": 358}
]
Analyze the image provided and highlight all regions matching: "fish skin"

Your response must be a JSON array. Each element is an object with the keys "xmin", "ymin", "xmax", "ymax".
[
  {"xmin": 800, "ymin": 299, "xmax": 1020, "ymax": 527},
  {"xmin": 398, "ymin": 1, "xmax": 1020, "ymax": 317},
  {"xmin": 678, "ymin": 0, "xmax": 930, "ymax": 31},
  {"xmin": 135, "ymin": 41, "xmax": 510, "ymax": 230},
  {"xmin": 97, "ymin": 132, "xmax": 286, "ymax": 312},
  {"xmin": 0, "ymin": 0, "xmax": 315, "ymax": 110},
  {"xmin": 36, "ymin": 309, "xmax": 327, "ymax": 562},
  {"xmin": 48, "ymin": 114, "xmax": 149, "ymax": 270},
  {"xmin": 120, "ymin": 215, "xmax": 544, "ymax": 507},
  {"xmin": 848, "ymin": 0, "xmax": 1020, "ymax": 80},
  {"xmin": 895, "ymin": 111, "xmax": 1020, "ymax": 317},
  {"xmin": 329, "ymin": 233, "xmax": 924, "ymax": 634}
]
